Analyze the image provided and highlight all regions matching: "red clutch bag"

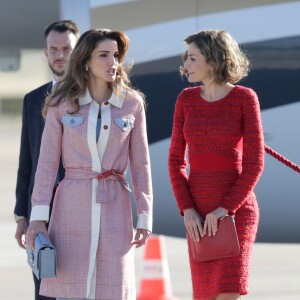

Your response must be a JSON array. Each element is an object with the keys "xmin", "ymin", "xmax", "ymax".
[{"xmin": 189, "ymin": 215, "xmax": 240, "ymax": 262}]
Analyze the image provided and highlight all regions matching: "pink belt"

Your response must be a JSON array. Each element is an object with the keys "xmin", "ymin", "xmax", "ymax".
[
  {"xmin": 96, "ymin": 170, "xmax": 130, "ymax": 189},
  {"xmin": 65, "ymin": 168, "xmax": 131, "ymax": 203}
]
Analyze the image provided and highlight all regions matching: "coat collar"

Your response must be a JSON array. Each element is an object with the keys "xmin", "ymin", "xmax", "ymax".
[{"xmin": 78, "ymin": 88, "xmax": 125, "ymax": 108}]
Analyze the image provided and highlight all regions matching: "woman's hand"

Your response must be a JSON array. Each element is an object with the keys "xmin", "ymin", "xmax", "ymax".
[
  {"xmin": 203, "ymin": 207, "xmax": 229, "ymax": 237},
  {"xmin": 132, "ymin": 228, "xmax": 151, "ymax": 248},
  {"xmin": 26, "ymin": 221, "xmax": 48, "ymax": 251},
  {"xmin": 183, "ymin": 208, "xmax": 204, "ymax": 242},
  {"xmin": 15, "ymin": 218, "xmax": 28, "ymax": 249}
]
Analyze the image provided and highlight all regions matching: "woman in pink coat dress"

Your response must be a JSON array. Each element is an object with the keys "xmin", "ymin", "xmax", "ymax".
[{"xmin": 26, "ymin": 29, "xmax": 153, "ymax": 300}]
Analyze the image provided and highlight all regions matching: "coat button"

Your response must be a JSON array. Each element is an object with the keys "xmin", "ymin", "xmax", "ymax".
[
  {"xmin": 103, "ymin": 125, "xmax": 108, "ymax": 130},
  {"xmin": 104, "ymin": 101, "xmax": 109, "ymax": 105},
  {"xmin": 70, "ymin": 119, "xmax": 75, "ymax": 124}
]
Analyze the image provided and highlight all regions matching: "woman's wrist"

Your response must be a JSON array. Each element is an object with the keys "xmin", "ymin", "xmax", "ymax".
[
  {"xmin": 183, "ymin": 208, "xmax": 195, "ymax": 215},
  {"xmin": 215, "ymin": 207, "xmax": 229, "ymax": 218}
]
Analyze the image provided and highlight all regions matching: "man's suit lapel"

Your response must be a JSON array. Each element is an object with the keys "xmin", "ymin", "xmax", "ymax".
[
  {"xmin": 30, "ymin": 82, "xmax": 52, "ymax": 131},
  {"xmin": 39, "ymin": 82, "xmax": 52, "ymax": 109}
]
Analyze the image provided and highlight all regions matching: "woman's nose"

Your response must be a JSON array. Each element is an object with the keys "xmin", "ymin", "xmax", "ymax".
[{"xmin": 109, "ymin": 57, "xmax": 117, "ymax": 66}]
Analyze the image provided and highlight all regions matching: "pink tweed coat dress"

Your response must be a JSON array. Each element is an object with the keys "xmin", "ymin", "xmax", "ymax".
[{"xmin": 30, "ymin": 88, "xmax": 153, "ymax": 299}]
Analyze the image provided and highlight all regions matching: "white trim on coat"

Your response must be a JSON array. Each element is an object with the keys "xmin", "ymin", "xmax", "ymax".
[
  {"xmin": 86, "ymin": 101, "xmax": 102, "ymax": 298},
  {"xmin": 137, "ymin": 213, "xmax": 152, "ymax": 232},
  {"xmin": 30, "ymin": 205, "xmax": 50, "ymax": 222}
]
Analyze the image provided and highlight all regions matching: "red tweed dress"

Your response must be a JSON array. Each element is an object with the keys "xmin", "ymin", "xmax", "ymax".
[{"xmin": 168, "ymin": 85, "xmax": 264, "ymax": 299}]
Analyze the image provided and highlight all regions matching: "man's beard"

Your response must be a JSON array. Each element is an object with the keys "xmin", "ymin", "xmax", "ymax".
[{"xmin": 48, "ymin": 61, "xmax": 65, "ymax": 78}]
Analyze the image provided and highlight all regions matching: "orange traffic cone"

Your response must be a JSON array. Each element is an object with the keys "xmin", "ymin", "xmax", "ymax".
[{"xmin": 137, "ymin": 235, "xmax": 179, "ymax": 300}]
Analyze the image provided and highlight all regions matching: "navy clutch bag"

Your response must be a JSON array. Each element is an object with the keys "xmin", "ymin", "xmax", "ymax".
[{"xmin": 26, "ymin": 232, "xmax": 57, "ymax": 279}]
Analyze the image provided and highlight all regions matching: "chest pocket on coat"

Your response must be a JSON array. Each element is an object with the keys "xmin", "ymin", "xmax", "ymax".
[
  {"xmin": 114, "ymin": 116, "xmax": 134, "ymax": 140},
  {"xmin": 62, "ymin": 115, "xmax": 85, "ymax": 135}
]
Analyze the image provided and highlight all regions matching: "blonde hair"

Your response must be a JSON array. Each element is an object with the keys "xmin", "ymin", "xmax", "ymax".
[
  {"xmin": 180, "ymin": 30, "xmax": 250, "ymax": 84},
  {"xmin": 43, "ymin": 28, "xmax": 137, "ymax": 117}
]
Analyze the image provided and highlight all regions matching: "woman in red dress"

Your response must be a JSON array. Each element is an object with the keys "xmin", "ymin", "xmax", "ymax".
[{"xmin": 168, "ymin": 30, "xmax": 264, "ymax": 300}]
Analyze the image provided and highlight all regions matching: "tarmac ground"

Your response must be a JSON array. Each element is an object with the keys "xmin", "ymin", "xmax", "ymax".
[{"xmin": 1, "ymin": 116, "xmax": 300, "ymax": 300}]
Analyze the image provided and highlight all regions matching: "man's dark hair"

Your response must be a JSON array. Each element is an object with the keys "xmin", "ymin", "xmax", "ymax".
[{"xmin": 44, "ymin": 20, "xmax": 80, "ymax": 40}]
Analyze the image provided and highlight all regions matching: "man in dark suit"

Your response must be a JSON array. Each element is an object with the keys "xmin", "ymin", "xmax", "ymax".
[{"xmin": 14, "ymin": 20, "xmax": 80, "ymax": 300}]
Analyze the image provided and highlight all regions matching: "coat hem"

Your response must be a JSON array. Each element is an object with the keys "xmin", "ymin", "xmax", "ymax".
[{"xmin": 41, "ymin": 281, "xmax": 136, "ymax": 300}]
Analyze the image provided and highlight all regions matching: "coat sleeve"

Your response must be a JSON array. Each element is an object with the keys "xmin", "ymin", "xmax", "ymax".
[
  {"xmin": 30, "ymin": 105, "xmax": 62, "ymax": 222},
  {"xmin": 15, "ymin": 95, "xmax": 32, "ymax": 218},
  {"xmin": 168, "ymin": 93, "xmax": 196, "ymax": 216},
  {"xmin": 220, "ymin": 88, "xmax": 264, "ymax": 212},
  {"xmin": 129, "ymin": 96, "xmax": 153, "ymax": 232}
]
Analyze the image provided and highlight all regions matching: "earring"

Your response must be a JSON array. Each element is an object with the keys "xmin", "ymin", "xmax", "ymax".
[{"xmin": 85, "ymin": 65, "xmax": 89, "ymax": 71}]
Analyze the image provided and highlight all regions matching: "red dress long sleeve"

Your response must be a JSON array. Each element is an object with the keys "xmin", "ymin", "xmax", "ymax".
[{"xmin": 168, "ymin": 85, "xmax": 264, "ymax": 299}]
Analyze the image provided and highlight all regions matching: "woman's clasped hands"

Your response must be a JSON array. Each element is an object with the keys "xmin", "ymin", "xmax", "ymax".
[{"xmin": 183, "ymin": 207, "xmax": 228, "ymax": 242}]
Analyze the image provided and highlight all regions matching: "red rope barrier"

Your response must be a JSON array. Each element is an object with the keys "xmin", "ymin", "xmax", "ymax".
[{"xmin": 264, "ymin": 144, "xmax": 300, "ymax": 173}]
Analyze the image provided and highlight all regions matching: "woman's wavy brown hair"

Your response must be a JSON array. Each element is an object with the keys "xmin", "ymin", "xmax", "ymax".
[
  {"xmin": 180, "ymin": 30, "xmax": 250, "ymax": 84},
  {"xmin": 43, "ymin": 29, "xmax": 134, "ymax": 117}
]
